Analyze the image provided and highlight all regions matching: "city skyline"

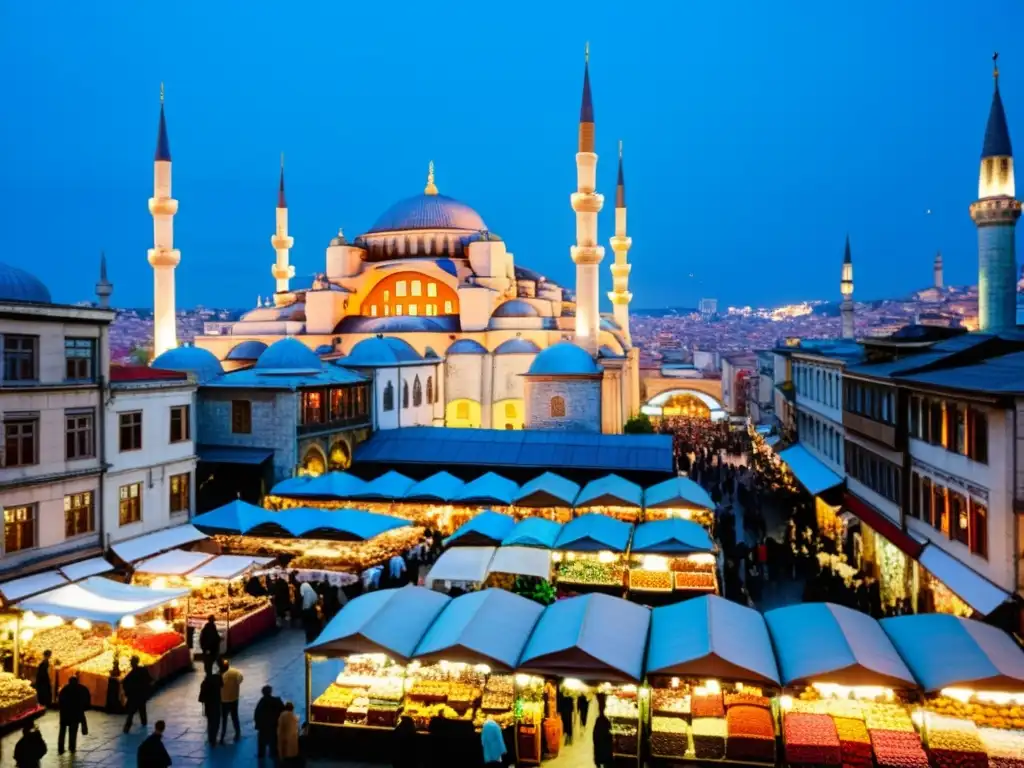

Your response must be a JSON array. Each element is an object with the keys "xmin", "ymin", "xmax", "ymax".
[{"xmin": 2, "ymin": 2, "xmax": 1021, "ymax": 309}]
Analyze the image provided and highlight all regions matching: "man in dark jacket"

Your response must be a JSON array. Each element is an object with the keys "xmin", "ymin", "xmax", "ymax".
[
  {"xmin": 137, "ymin": 719, "xmax": 172, "ymax": 768},
  {"xmin": 13, "ymin": 723, "xmax": 47, "ymax": 767},
  {"xmin": 123, "ymin": 655, "xmax": 152, "ymax": 733},
  {"xmin": 34, "ymin": 649, "xmax": 52, "ymax": 708},
  {"xmin": 57, "ymin": 675, "xmax": 88, "ymax": 754},
  {"xmin": 592, "ymin": 694, "xmax": 614, "ymax": 768},
  {"xmin": 253, "ymin": 684, "xmax": 284, "ymax": 758},
  {"xmin": 199, "ymin": 672, "xmax": 223, "ymax": 746},
  {"xmin": 199, "ymin": 616, "xmax": 221, "ymax": 676}
]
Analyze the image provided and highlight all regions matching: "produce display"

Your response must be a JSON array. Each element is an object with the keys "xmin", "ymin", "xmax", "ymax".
[
  {"xmin": 650, "ymin": 716, "xmax": 689, "ymax": 758},
  {"xmin": 21, "ymin": 625, "xmax": 106, "ymax": 668},
  {"xmin": 627, "ymin": 569, "xmax": 672, "ymax": 591},
  {"xmin": 692, "ymin": 691, "xmax": 725, "ymax": 718},
  {"xmin": 726, "ymin": 705, "xmax": 776, "ymax": 763},
  {"xmin": 652, "ymin": 689, "xmax": 690, "ymax": 716},
  {"xmin": 835, "ymin": 716, "xmax": 873, "ymax": 768},
  {"xmin": 674, "ymin": 571, "xmax": 717, "ymax": 591},
  {"xmin": 871, "ymin": 729, "xmax": 930, "ymax": 768},
  {"xmin": 606, "ymin": 691, "xmax": 640, "ymax": 757},
  {"xmin": 924, "ymin": 714, "xmax": 988, "ymax": 768},
  {"xmin": 980, "ymin": 728, "xmax": 1024, "ymax": 768},
  {"xmin": 188, "ymin": 587, "xmax": 266, "ymax": 623},
  {"xmin": 117, "ymin": 629, "xmax": 185, "ymax": 657},
  {"xmin": 75, "ymin": 649, "xmax": 157, "ymax": 676},
  {"xmin": 783, "ymin": 712, "xmax": 841, "ymax": 765},
  {"xmin": 0, "ymin": 672, "xmax": 39, "ymax": 725},
  {"xmin": 556, "ymin": 559, "xmax": 624, "ymax": 587},
  {"xmin": 927, "ymin": 692, "xmax": 1024, "ymax": 730},
  {"xmin": 693, "ymin": 716, "xmax": 727, "ymax": 760}
]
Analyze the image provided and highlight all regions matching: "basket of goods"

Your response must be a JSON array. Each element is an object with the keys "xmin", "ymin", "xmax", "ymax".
[
  {"xmin": 726, "ymin": 705, "xmax": 776, "ymax": 763},
  {"xmin": 652, "ymin": 689, "xmax": 690, "ymax": 716},
  {"xmin": 783, "ymin": 712, "xmax": 841, "ymax": 765},
  {"xmin": 628, "ymin": 570, "xmax": 672, "ymax": 592},
  {"xmin": 673, "ymin": 571, "xmax": 716, "ymax": 591},
  {"xmin": 834, "ymin": 716, "xmax": 873, "ymax": 768},
  {"xmin": 408, "ymin": 680, "xmax": 448, "ymax": 703},
  {"xmin": 367, "ymin": 679, "xmax": 403, "ymax": 703},
  {"xmin": 557, "ymin": 560, "xmax": 623, "ymax": 586},
  {"xmin": 864, "ymin": 703, "xmax": 915, "ymax": 732},
  {"xmin": 870, "ymin": 729, "xmax": 930, "ymax": 768},
  {"xmin": 446, "ymin": 684, "xmax": 479, "ymax": 711},
  {"xmin": 345, "ymin": 697, "xmax": 369, "ymax": 725},
  {"xmin": 691, "ymin": 692, "xmax": 725, "ymax": 718},
  {"xmin": 725, "ymin": 692, "xmax": 771, "ymax": 709},
  {"xmin": 925, "ymin": 716, "xmax": 987, "ymax": 768},
  {"xmin": 0, "ymin": 673, "xmax": 38, "ymax": 725},
  {"xmin": 979, "ymin": 728, "xmax": 1024, "ymax": 768},
  {"xmin": 481, "ymin": 691, "xmax": 513, "ymax": 712},
  {"xmin": 367, "ymin": 704, "xmax": 400, "ymax": 727},
  {"xmin": 650, "ymin": 716, "xmax": 689, "ymax": 758},
  {"xmin": 692, "ymin": 717, "xmax": 727, "ymax": 760},
  {"xmin": 311, "ymin": 685, "xmax": 353, "ymax": 724},
  {"xmin": 23, "ymin": 626, "xmax": 105, "ymax": 668}
]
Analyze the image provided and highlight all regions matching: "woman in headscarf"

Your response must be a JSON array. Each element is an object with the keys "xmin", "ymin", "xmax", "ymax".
[{"xmin": 481, "ymin": 718, "xmax": 506, "ymax": 768}]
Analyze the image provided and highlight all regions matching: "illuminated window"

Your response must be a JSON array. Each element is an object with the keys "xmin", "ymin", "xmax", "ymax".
[
  {"xmin": 64, "ymin": 492, "xmax": 94, "ymax": 538},
  {"xmin": 456, "ymin": 401, "xmax": 469, "ymax": 420},
  {"xmin": 169, "ymin": 473, "xmax": 190, "ymax": 514},
  {"xmin": 425, "ymin": 304, "xmax": 437, "ymax": 316},
  {"xmin": 5, "ymin": 505, "xmax": 35, "ymax": 552},
  {"xmin": 412, "ymin": 280, "xmax": 422, "ymax": 297},
  {"xmin": 395, "ymin": 305, "xmax": 403, "ymax": 316},
  {"xmin": 370, "ymin": 305, "xmax": 378, "ymax": 317},
  {"xmin": 444, "ymin": 300, "xmax": 454, "ymax": 314},
  {"xmin": 119, "ymin": 482, "xmax": 142, "ymax": 526},
  {"xmin": 383, "ymin": 290, "xmax": 390, "ymax": 302},
  {"xmin": 413, "ymin": 376, "xmax": 422, "ymax": 407},
  {"xmin": 384, "ymin": 305, "xmax": 391, "ymax": 316},
  {"xmin": 504, "ymin": 402, "xmax": 517, "ymax": 419},
  {"xmin": 409, "ymin": 304, "xmax": 418, "ymax": 316},
  {"xmin": 427, "ymin": 283, "xmax": 437, "ymax": 298},
  {"xmin": 395, "ymin": 281, "xmax": 407, "ymax": 297},
  {"xmin": 550, "ymin": 396, "xmax": 566, "ymax": 418}
]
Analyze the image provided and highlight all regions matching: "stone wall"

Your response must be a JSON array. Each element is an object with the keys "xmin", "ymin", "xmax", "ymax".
[
  {"xmin": 526, "ymin": 378, "xmax": 601, "ymax": 432},
  {"xmin": 198, "ymin": 390, "xmax": 297, "ymax": 481}
]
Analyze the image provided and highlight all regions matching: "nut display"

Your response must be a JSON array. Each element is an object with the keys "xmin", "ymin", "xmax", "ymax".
[
  {"xmin": 725, "ymin": 692, "xmax": 771, "ymax": 709},
  {"xmin": 980, "ymin": 727, "xmax": 1024, "ymax": 768},
  {"xmin": 22, "ymin": 626, "xmax": 105, "ymax": 669},
  {"xmin": 927, "ymin": 694, "xmax": 1024, "ymax": 731},
  {"xmin": 651, "ymin": 716, "xmax": 689, "ymax": 758},
  {"xmin": 925, "ymin": 715, "xmax": 987, "ymax": 768},
  {"xmin": 692, "ymin": 716, "xmax": 727, "ymax": 760},
  {"xmin": 0, "ymin": 672, "xmax": 38, "ymax": 724},
  {"xmin": 864, "ymin": 703, "xmax": 915, "ymax": 732},
  {"xmin": 691, "ymin": 692, "xmax": 725, "ymax": 718},
  {"xmin": 652, "ymin": 689, "xmax": 690, "ymax": 715}
]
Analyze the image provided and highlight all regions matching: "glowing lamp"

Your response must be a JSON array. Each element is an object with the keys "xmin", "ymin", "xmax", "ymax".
[
  {"xmin": 120, "ymin": 615, "xmax": 137, "ymax": 629},
  {"xmin": 19, "ymin": 629, "xmax": 33, "ymax": 643},
  {"xmin": 72, "ymin": 618, "xmax": 92, "ymax": 631}
]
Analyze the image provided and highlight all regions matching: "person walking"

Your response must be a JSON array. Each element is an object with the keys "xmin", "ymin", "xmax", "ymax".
[
  {"xmin": 592, "ymin": 694, "xmax": 614, "ymax": 768},
  {"xmin": 254, "ymin": 685, "xmax": 284, "ymax": 759},
  {"xmin": 123, "ymin": 655, "xmax": 152, "ymax": 733},
  {"xmin": 577, "ymin": 692, "xmax": 590, "ymax": 729},
  {"xmin": 13, "ymin": 723, "xmax": 47, "ymax": 768},
  {"xmin": 277, "ymin": 701, "xmax": 300, "ymax": 766},
  {"xmin": 34, "ymin": 650, "xmax": 52, "ymax": 708},
  {"xmin": 199, "ymin": 670, "xmax": 223, "ymax": 746},
  {"xmin": 219, "ymin": 658, "xmax": 243, "ymax": 742},
  {"xmin": 300, "ymin": 581, "xmax": 319, "ymax": 642},
  {"xmin": 391, "ymin": 715, "xmax": 417, "ymax": 768},
  {"xmin": 481, "ymin": 718, "xmax": 507, "ymax": 768},
  {"xmin": 57, "ymin": 674, "xmax": 88, "ymax": 755},
  {"xmin": 137, "ymin": 720, "xmax": 172, "ymax": 768},
  {"xmin": 199, "ymin": 616, "xmax": 221, "ymax": 676}
]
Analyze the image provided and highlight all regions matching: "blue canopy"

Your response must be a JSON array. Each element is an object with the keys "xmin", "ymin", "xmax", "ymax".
[
  {"xmin": 194, "ymin": 505, "xmax": 409, "ymax": 541},
  {"xmin": 444, "ymin": 511, "xmax": 516, "ymax": 547},
  {"xmin": 413, "ymin": 589, "xmax": 544, "ymax": 671},
  {"xmin": 765, "ymin": 603, "xmax": 916, "ymax": 688},
  {"xmin": 776, "ymin": 444, "xmax": 843, "ymax": 497},
  {"xmin": 192, "ymin": 499, "xmax": 273, "ymax": 534},
  {"xmin": 404, "ymin": 471, "xmax": 466, "ymax": 502},
  {"xmin": 554, "ymin": 513, "xmax": 632, "ymax": 552},
  {"xmin": 351, "ymin": 470, "xmax": 416, "ymax": 501},
  {"xmin": 454, "ymin": 472, "xmax": 520, "ymax": 505},
  {"xmin": 881, "ymin": 614, "xmax": 1024, "ymax": 693},
  {"xmin": 514, "ymin": 472, "xmax": 581, "ymax": 508},
  {"xmin": 631, "ymin": 519, "xmax": 715, "ymax": 554},
  {"xmin": 270, "ymin": 476, "xmax": 314, "ymax": 497},
  {"xmin": 502, "ymin": 518, "xmax": 563, "ymax": 549},
  {"xmin": 518, "ymin": 593, "xmax": 651, "ymax": 683},
  {"xmin": 575, "ymin": 474, "xmax": 643, "ymax": 508},
  {"xmin": 644, "ymin": 476, "xmax": 714, "ymax": 510},
  {"xmin": 307, "ymin": 585, "xmax": 450, "ymax": 661},
  {"xmin": 289, "ymin": 472, "xmax": 369, "ymax": 500},
  {"xmin": 646, "ymin": 596, "xmax": 779, "ymax": 685}
]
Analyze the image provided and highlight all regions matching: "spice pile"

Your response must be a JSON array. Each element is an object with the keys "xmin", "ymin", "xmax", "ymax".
[{"xmin": 783, "ymin": 712, "xmax": 841, "ymax": 765}]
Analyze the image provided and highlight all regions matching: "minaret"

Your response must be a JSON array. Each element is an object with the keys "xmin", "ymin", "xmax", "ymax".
[
  {"xmin": 933, "ymin": 250, "xmax": 944, "ymax": 289},
  {"xmin": 608, "ymin": 141, "xmax": 633, "ymax": 343},
  {"xmin": 271, "ymin": 154, "xmax": 295, "ymax": 305},
  {"xmin": 840, "ymin": 234, "xmax": 855, "ymax": 339},
  {"xmin": 95, "ymin": 251, "xmax": 113, "ymax": 309},
  {"xmin": 147, "ymin": 83, "xmax": 180, "ymax": 357},
  {"xmin": 971, "ymin": 53, "xmax": 1022, "ymax": 331},
  {"xmin": 571, "ymin": 43, "xmax": 605, "ymax": 356}
]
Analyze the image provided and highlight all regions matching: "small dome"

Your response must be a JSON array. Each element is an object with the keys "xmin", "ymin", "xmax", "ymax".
[
  {"xmin": 341, "ymin": 336, "xmax": 423, "ymax": 367},
  {"xmin": 225, "ymin": 340, "xmax": 268, "ymax": 361},
  {"xmin": 493, "ymin": 300, "xmax": 540, "ymax": 318},
  {"xmin": 335, "ymin": 316, "xmax": 455, "ymax": 334},
  {"xmin": 526, "ymin": 341, "xmax": 601, "ymax": 376},
  {"xmin": 494, "ymin": 338, "xmax": 540, "ymax": 355},
  {"xmin": 151, "ymin": 346, "xmax": 224, "ymax": 383},
  {"xmin": 0, "ymin": 263, "xmax": 51, "ymax": 304},
  {"xmin": 367, "ymin": 194, "xmax": 487, "ymax": 234},
  {"xmin": 446, "ymin": 339, "xmax": 488, "ymax": 356},
  {"xmin": 254, "ymin": 338, "xmax": 323, "ymax": 372}
]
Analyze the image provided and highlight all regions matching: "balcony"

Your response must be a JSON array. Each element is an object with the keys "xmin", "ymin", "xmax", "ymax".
[
  {"xmin": 843, "ymin": 410, "xmax": 896, "ymax": 449},
  {"xmin": 297, "ymin": 414, "xmax": 371, "ymax": 436}
]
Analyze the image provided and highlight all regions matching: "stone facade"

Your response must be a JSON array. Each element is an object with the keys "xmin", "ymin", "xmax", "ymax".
[
  {"xmin": 197, "ymin": 389, "xmax": 297, "ymax": 481},
  {"xmin": 526, "ymin": 378, "xmax": 601, "ymax": 432}
]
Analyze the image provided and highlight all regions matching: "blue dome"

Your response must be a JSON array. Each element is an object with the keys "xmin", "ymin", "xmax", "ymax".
[
  {"xmin": 151, "ymin": 346, "xmax": 224, "ymax": 383},
  {"xmin": 494, "ymin": 338, "xmax": 540, "ymax": 355},
  {"xmin": 340, "ymin": 336, "xmax": 423, "ymax": 367},
  {"xmin": 446, "ymin": 339, "xmax": 488, "ymax": 356},
  {"xmin": 225, "ymin": 340, "xmax": 268, "ymax": 361},
  {"xmin": 254, "ymin": 338, "xmax": 323, "ymax": 372},
  {"xmin": 493, "ymin": 299, "xmax": 540, "ymax": 318},
  {"xmin": 335, "ymin": 316, "xmax": 457, "ymax": 334},
  {"xmin": 526, "ymin": 341, "xmax": 601, "ymax": 376},
  {"xmin": 367, "ymin": 194, "xmax": 487, "ymax": 234},
  {"xmin": 0, "ymin": 263, "xmax": 51, "ymax": 304}
]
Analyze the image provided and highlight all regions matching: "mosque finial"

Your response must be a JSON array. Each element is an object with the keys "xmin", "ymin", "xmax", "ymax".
[
  {"xmin": 994, "ymin": 51, "xmax": 1000, "ymax": 83},
  {"xmin": 424, "ymin": 160, "xmax": 438, "ymax": 195},
  {"xmin": 585, "ymin": 41, "xmax": 589, "ymax": 64},
  {"xmin": 278, "ymin": 152, "xmax": 287, "ymax": 208},
  {"xmin": 160, "ymin": 81, "xmax": 165, "ymax": 104}
]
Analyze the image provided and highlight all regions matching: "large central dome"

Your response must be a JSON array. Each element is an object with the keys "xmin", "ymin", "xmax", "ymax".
[{"xmin": 367, "ymin": 193, "xmax": 487, "ymax": 234}]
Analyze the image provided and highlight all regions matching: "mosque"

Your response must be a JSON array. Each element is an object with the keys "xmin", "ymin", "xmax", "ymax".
[{"xmin": 148, "ymin": 51, "xmax": 641, "ymax": 434}]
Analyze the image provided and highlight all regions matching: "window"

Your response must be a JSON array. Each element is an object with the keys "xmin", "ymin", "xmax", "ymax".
[
  {"xmin": 411, "ymin": 280, "xmax": 422, "ymax": 297},
  {"xmin": 844, "ymin": 439, "xmax": 901, "ymax": 504},
  {"xmin": 413, "ymin": 376, "xmax": 422, "ymax": 407},
  {"xmin": 954, "ymin": 404, "xmax": 967, "ymax": 455},
  {"xmin": 2, "ymin": 335, "xmax": 36, "ymax": 381},
  {"xmin": 505, "ymin": 402, "xmax": 517, "ymax": 419},
  {"xmin": 910, "ymin": 472, "xmax": 921, "ymax": 519},
  {"xmin": 383, "ymin": 381, "xmax": 394, "ymax": 412},
  {"xmin": 408, "ymin": 304, "xmax": 418, "ymax": 316},
  {"xmin": 231, "ymin": 400, "xmax": 252, "ymax": 434},
  {"xmin": 550, "ymin": 396, "xmax": 566, "ymax": 418},
  {"xmin": 970, "ymin": 500, "xmax": 988, "ymax": 558},
  {"xmin": 384, "ymin": 305, "xmax": 391, "ymax": 316},
  {"xmin": 355, "ymin": 385, "xmax": 366, "ymax": 416},
  {"xmin": 4, "ymin": 505, "xmax": 34, "ymax": 553},
  {"xmin": 969, "ymin": 408, "xmax": 988, "ymax": 464},
  {"xmin": 169, "ymin": 472, "xmax": 190, "ymax": 514},
  {"xmin": 395, "ymin": 305, "xmax": 403, "ymax": 316},
  {"xmin": 444, "ymin": 301, "xmax": 453, "ymax": 315},
  {"xmin": 395, "ymin": 281, "xmax": 407, "ymax": 297},
  {"xmin": 921, "ymin": 476, "xmax": 933, "ymax": 526},
  {"xmin": 169, "ymin": 405, "xmax": 190, "ymax": 443},
  {"xmin": 119, "ymin": 411, "xmax": 142, "ymax": 451},
  {"xmin": 383, "ymin": 290, "xmax": 390, "ymax": 302},
  {"xmin": 427, "ymin": 283, "xmax": 437, "ymax": 298},
  {"xmin": 426, "ymin": 304, "xmax": 437, "ymax": 316},
  {"xmin": 4, "ymin": 418, "xmax": 37, "ymax": 467},
  {"xmin": 950, "ymin": 491, "xmax": 969, "ymax": 546},
  {"xmin": 64, "ymin": 492, "xmax": 94, "ymax": 538},
  {"xmin": 928, "ymin": 400, "xmax": 943, "ymax": 446},
  {"xmin": 933, "ymin": 485, "xmax": 948, "ymax": 535},
  {"xmin": 909, "ymin": 395, "xmax": 921, "ymax": 438},
  {"xmin": 426, "ymin": 376, "xmax": 434, "ymax": 405},
  {"xmin": 456, "ymin": 401, "xmax": 469, "ymax": 420},
  {"xmin": 402, "ymin": 381, "xmax": 409, "ymax": 409},
  {"xmin": 64, "ymin": 338, "xmax": 96, "ymax": 381},
  {"xmin": 119, "ymin": 482, "xmax": 142, "ymax": 525},
  {"xmin": 370, "ymin": 305, "xmax": 378, "ymax": 317},
  {"xmin": 66, "ymin": 410, "xmax": 94, "ymax": 459},
  {"xmin": 301, "ymin": 391, "xmax": 324, "ymax": 425}
]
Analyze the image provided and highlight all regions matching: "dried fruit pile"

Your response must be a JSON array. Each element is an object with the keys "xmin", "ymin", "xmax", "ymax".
[
  {"xmin": 835, "ymin": 716, "xmax": 872, "ymax": 768},
  {"xmin": 979, "ymin": 727, "xmax": 1024, "ymax": 768},
  {"xmin": 651, "ymin": 689, "xmax": 690, "ymax": 715},
  {"xmin": 870, "ymin": 729, "xmax": 930, "ymax": 768},
  {"xmin": 556, "ymin": 559, "xmax": 623, "ymax": 586},
  {"xmin": 627, "ymin": 569, "xmax": 672, "ymax": 591},
  {"xmin": 691, "ymin": 692, "xmax": 725, "ymax": 718},
  {"xmin": 928, "ymin": 694, "xmax": 1024, "ymax": 731},
  {"xmin": 726, "ymin": 704, "xmax": 776, "ymax": 763},
  {"xmin": 784, "ymin": 712, "xmax": 841, "ymax": 765},
  {"xmin": 673, "ymin": 571, "xmax": 716, "ymax": 590}
]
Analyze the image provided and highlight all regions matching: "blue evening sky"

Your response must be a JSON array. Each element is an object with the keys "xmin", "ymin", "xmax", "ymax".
[{"xmin": 1, "ymin": 2, "xmax": 1020, "ymax": 309}]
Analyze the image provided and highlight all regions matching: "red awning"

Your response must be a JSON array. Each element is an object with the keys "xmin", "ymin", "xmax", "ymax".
[{"xmin": 844, "ymin": 492, "xmax": 923, "ymax": 559}]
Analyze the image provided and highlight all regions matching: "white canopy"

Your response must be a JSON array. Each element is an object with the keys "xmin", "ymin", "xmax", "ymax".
[
  {"xmin": 134, "ymin": 549, "xmax": 216, "ymax": 576},
  {"xmin": 486, "ymin": 547, "xmax": 552, "ymax": 581},
  {"xmin": 919, "ymin": 543, "xmax": 1011, "ymax": 616},
  {"xmin": 110, "ymin": 524, "xmax": 207, "ymax": 564},
  {"xmin": 425, "ymin": 547, "xmax": 497, "ymax": 588},
  {"xmin": 0, "ymin": 571, "xmax": 68, "ymax": 604},
  {"xmin": 59, "ymin": 557, "xmax": 114, "ymax": 581},
  {"xmin": 17, "ymin": 576, "xmax": 190, "ymax": 626},
  {"xmin": 188, "ymin": 555, "xmax": 274, "ymax": 581}
]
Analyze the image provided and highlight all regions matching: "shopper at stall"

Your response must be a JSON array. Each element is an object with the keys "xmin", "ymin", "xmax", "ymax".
[
  {"xmin": 219, "ymin": 658, "xmax": 244, "ymax": 742},
  {"xmin": 300, "ymin": 581, "xmax": 320, "ymax": 642},
  {"xmin": 13, "ymin": 723, "xmax": 47, "ymax": 768},
  {"xmin": 391, "ymin": 715, "xmax": 418, "ymax": 768},
  {"xmin": 290, "ymin": 574, "xmax": 303, "ymax": 626},
  {"xmin": 273, "ymin": 577, "xmax": 290, "ymax": 626},
  {"xmin": 57, "ymin": 674, "xmax": 88, "ymax": 755},
  {"xmin": 577, "ymin": 691, "xmax": 590, "ymax": 728},
  {"xmin": 137, "ymin": 720, "xmax": 172, "ymax": 768},
  {"xmin": 558, "ymin": 686, "xmax": 575, "ymax": 746},
  {"xmin": 199, "ymin": 616, "xmax": 221, "ymax": 676},
  {"xmin": 277, "ymin": 701, "xmax": 300, "ymax": 765},
  {"xmin": 388, "ymin": 554, "xmax": 407, "ymax": 586},
  {"xmin": 123, "ymin": 655, "xmax": 152, "ymax": 733},
  {"xmin": 34, "ymin": 649, "xmax": 52, "ymax": 708},
  {"xmin": 592, "ymin": 694, "xmax": 613, "ymax": 768},
  {"xmin": 199, "ymin": 671, "xmax": 223, "ymax": 746},
  {"xmin": 254, "ymin": 685, "xmax": 284, "ymax": 759},
  {"xmin": 481, "ymin": 718, "xmax": 507, "ymax": 768}
]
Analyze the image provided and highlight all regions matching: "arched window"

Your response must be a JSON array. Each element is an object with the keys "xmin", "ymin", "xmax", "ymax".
[
  {"xmin": 456, "ymin": 401, "xmax": 469, "ymax": 420},
  {"xmin": 382, "ymin": 381, "xmax": 394, "ymax": 412},
  {"xmin": 426, "ymin": 376, "xmax": 434, "ymax": 404},
  {"xmin": 504, "ymin": 402, "xmax": 517, "ymax": 419},
  {"xmin": 550, "ymin": 396, "xmax": 566, "ymax": 418},
  {"xmin": 402, "ymin": 381, "xmax": 410, "ymax": 409},
  {"xmin": 413, "ymin": 376, "xmax": 423, "ymax": 407}
]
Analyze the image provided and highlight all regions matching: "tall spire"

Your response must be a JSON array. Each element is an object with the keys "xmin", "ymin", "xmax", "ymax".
[
  {"xmin": 95, "ymin": 251, "xmax": 113, "ymax": 309},
  {"xmin": 578, "ymin": 43, "xmax": 595, "ymax": 153},
  {"xmin": 983, "ymin": 52, "xmax": 1013, "ymax": 159},
  {"xmin": 616, "ymin": 140, "xmax": 626, "ymax": 208},
  {"xmin": 843, "ymin": 233, "xmax": 852, "ymax": 264},
  {"xmin": 609, "ymin": 139, "xmax": 632, "ymax": 343},
  {"xmin": 424, "ymin": 160, "xmax": 438, "ymax": 195},
  {"xmin": 840, "ymin": 235, "xmax": 855, "ymax": 339},
  {"xmin": 278, "ymin": 153, "xmax": 287, "ymax": 208},
  {"xmin": 155, "ymin": 82, "xmax": 171, "ymax": 162},
  {"xmin": 271, "ymin": 154, "xmax": 296, "ymax": 300}
]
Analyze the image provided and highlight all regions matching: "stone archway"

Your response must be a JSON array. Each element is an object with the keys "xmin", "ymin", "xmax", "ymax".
[
  {"xmin": 641, "ymin": 388, "xmax": 727, "ymax": 422},
  {"xmin": 300, "ymin": 444, "xmax": 328, "ymax": 477},
  {"xmin": 328, "ymin": 439, "xmax": 352, "ymax": 470}
]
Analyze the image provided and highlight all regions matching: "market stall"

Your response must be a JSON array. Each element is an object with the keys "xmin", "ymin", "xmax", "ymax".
[
  {"xmin": 108, "ymin": 524, "xmax": 208, "ymax": 567},
  {"xmin": 349, "ymin": 471, "xmax": 416, "ymax": 504},
  {"xmin": 552, "ymin": 514, "xmax": 632, "ymax": 596},
  {"xmin": 642, "ymin": 476, "xmax": 716, "ymax": 531},
  {"xmin": 645, "ymin": 596, "xmax": 781, "ymax": 765},
  {"xmin": 766, "ymin": 603, "xmax": 926, "ymax": 768},
  {"xmin": 512, "ymin": 472, "xmax": 580, "ymax": 524},
  {"xmin": 424, "ymin": 547, "xmax": 497, "ymax": 592},
  {"xmin": 16, "ymin": 577, "xmax": 191, "ymax": 710},
  {"xmin": 484, "ymin": 547, "xmax": 554, "ymax": 592},
  {"xmin": 501, "ymin": 519, "xmax": 563, "ymax": 549},
  {"xmin": 402, "ymin": 471, "xmax": 469, "ymax": 532},
  {"xmin": 444, "ymin": 511, "xmax": 516, "ymax": 548},
  {"xmin": 574, "ymin": 474, "xmax": 644, "ymax": 523},
  {"xmin": 627, "ymin": 519, "xmax": 718, "ymax": 603}
]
